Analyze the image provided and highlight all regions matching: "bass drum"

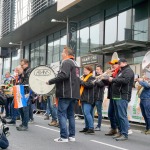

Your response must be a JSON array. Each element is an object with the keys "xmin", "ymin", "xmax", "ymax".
[{"xmin": 29, "ymin": 65, "xmax": 55, "ymax": 95}]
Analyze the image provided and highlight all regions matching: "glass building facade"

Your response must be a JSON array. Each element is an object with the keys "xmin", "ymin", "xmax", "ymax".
[{"xmin": 1, "ymin": 0, "xmax": 149, "ymax": 76}]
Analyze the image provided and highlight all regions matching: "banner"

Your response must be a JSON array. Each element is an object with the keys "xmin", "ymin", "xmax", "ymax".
[
  {"xmin": 13, "ymin": 85, "xmax": 29, "ymax": 108},
  {"xmin": 68, "ymin": 22, "xmax": 77, "ymax": 57},
  {"xmin": 101, "ymin": 88, "xmax": 144, "ymax": 123}
]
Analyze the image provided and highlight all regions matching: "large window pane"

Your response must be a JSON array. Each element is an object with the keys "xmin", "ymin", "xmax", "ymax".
[
  {"xmin": 53, "ymin": 39, "xmax": 60, "ymax": 62},
  {"xmin": 105, "ymin": 17, "xmax": 117, "ymax": 44},
  {"xmin": 133, "ymin": 2, "xmax": 148, "ymax": 41},
  {"xmin": 60, "ymin": 35, "xmax": 66, "ymax": 58},
  {"xmin": 11, "ymin": 49, "xmax": 20, "ymax": 72},
  {"xmin": 3, "ymin": 57, "xmax": 10, "ymax": 75},
  {"xmin": 77, "ymin": 30, "xmax": 80, "ymax": 57},
  {"xmin": 47, "ymin": 41, "xmax": 53, "ymax": 65},
  {"xmin": 24, "ymin": 45, "xmax": 29, "ymax": 60},
  {"xmin": 30, "ymin": 43, "xmax": 35, "ymax": 68},
  {"xmin": 34, "ymin": 41, "xmax": 40, "ymax": 66},
  {"xmin": 39, "ymin": 38, "xmax": 46, "ymax": 65},
  {"xmin": 90, "ymin": 23, "xmax": 100, "ymax": 49},
  {"xmin": 80, "ymin": 27, "xmax": 89, "ymax": 56},
  {"xmin": 118, "ymin": 9, "xmax": 132, "ymax": 41}
]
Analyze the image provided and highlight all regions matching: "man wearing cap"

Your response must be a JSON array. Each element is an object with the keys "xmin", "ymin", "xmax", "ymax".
[
  {"xmin": 104, "ymin": 59, "xmax": 120, "ymax": 136},
  {"xmin": 108, "ymin": 58, "xmax": 134, "ymax": 141}
]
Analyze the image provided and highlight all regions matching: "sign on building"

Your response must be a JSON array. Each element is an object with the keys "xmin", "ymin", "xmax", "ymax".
[{"xmin": 81, "ymin": 54, "xmax": 98, "ymax": 66}]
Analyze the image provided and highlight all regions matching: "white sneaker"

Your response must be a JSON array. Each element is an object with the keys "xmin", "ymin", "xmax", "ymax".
[
  {"xmin": 68, "ymin": 137, "xmax": 76, "ymax": 142},
  {"xmin": 94, "ymin": 126, "xmax": 101, "ymax": 131},
  {"xmin": 54, "ymin": 137, "xmax": 68, "ymax": 142},
  {"xmin": 128, "ymin": 129, "xmax": 133, "ymax": 135}
]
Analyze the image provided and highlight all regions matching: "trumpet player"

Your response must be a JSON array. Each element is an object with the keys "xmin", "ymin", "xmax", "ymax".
[
  {"xmin": 135, "ymin": 73, "xmax": 150, "ymax": 135},
  {"xmin": 108, "ymin": 58, "xmax": 134, "ymax": 141},
  {"xmin": 93, "ymin": 65, "xmax": 105, "ymax": 131},
  {"xmin": 104, "ymin": 59, "xmax": 120, "ymax": 136}
]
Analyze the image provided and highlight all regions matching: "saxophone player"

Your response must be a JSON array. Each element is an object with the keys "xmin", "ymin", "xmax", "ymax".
[{"xmin": 136, "ymin": 73, "xmax": 150, "ymax": 134}]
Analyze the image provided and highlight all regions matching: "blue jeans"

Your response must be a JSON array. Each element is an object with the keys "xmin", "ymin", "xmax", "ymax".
[
  {"xmin": 108, "ymin": 99, "xmax": 117, "ymax": 130},
  {"xmin": 5, "ymin": 97, "xmax": 13, "ymax": 117},
  {"xmin": 82, "ymin": 102, "xmax": 94, "ymax": 129},
  {"xmin": 0, "ymin": 133, "xmax": 9, "ymax": 149},
  {"xmin": 11, "ymin": 100, "xmax": 20, "ymax": 122},
  {"xmin": 45, "ymin": 97, "xmax": 51, "ymax": 115},
  {"xmin": 48, "ymin": 96, "xmax": 57, "ymax": 121},
  {"xmin": 113, "ymin": 99, "xmax": 129, "ymax": 137},
  {"xmin": 140, "ymin": 99, "xmax": 150, "ymax": 130},
  {"xmin": 29, "ymin": 103, "xmax": 33, "ymax": 120},
  {"xmin": 58, "ymin": 98, "xmax": 76, "ymax": 139},
  {"xmin": 19, "ymin": 106, "xmax": 29, "ymax": 127},
  {"xmin": 95, "ymin": 100, "xmax": 102, "ymax": 128}
]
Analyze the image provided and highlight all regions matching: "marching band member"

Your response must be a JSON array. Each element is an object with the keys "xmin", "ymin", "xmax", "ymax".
[
  {"xmin": 136, "ymin": 73, "xmax": 150, "ymax": 134},
  {"xmin": 108, "ymin": 58, "xmax": 134, "ymax": 141},
  {"xmin": 93, "ymin": 65, "xmax": 105, "ymax": 131},
  {"xmin": 47, "ymin": 46, "xmax": 80, "ymax": 142},
  {"xmin": 79, "ymin": 65, "xmax": 95, "ymax": 134},
  {"xmin": 104, "ymin": 59, "xmax": 120, "ymax": 136}
]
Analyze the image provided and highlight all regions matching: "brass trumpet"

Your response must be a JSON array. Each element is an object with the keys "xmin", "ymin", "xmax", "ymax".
[{"xmin": 93, "ymin": 68, "xmax": 115, "ymax": 83}]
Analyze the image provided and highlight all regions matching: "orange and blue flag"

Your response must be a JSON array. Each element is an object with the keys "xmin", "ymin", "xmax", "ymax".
[{"xmin": 13, "ymin": 85, "xmax": 29, "ymax": 108}]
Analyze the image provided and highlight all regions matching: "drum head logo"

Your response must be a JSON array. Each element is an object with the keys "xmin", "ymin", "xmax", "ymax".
[{"xmin": 34, "ymin": 69, "xmax": 51, "ymax": 76}]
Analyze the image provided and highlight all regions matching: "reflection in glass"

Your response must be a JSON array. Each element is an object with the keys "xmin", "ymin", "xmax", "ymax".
[
  {"xmin": 105, "ymin": 17, "xmax": 117, "ymax": 44},
  {"xmin": 47, "ymin": 41, "xmax": 53, "ymax": 65},
  {"xmin": 133, "ymin": 2, "xmax": 148, "ymax": 41},
  {"xmin": 3, "ymin": 58, "xmax": 10, "ymax": 75},
  {"xmin": 34, "ymin": 41, "xmax": 40, "ymax": 66},
  {"xmin": 24, "ymin": 45, "xmax": 29, "ymax": 60},
  {"xmin": 60, "ymin": 35, "xmax": 67, "ymax": 59},
  {"xmin": 77, "ymin": 30, "xmax": 80, "ymax": 57},
  {"xmin": 80, "ymin": 27, "xmax": 90, "ymax": 56},
  {"xmin": 30, "ymin": 43, "xmax": 35, "ymax": 68},
  {"xmin": 53, "ymin": 39, "xmax": 60, "ymax": 62},
  {"xmin": 11, "ymin": 50, "xmax": 21, "ymax": 73},
  {"xmin": 118, "ymin": 9, "xmax": 132, "ymax": 41},
  {"xmin": 39, "ymin": 38, "xmax": 46, "ymax": 65},
  {"xmin": 90, "ymin": 23, "xmax": 100, "ymax": 49}
]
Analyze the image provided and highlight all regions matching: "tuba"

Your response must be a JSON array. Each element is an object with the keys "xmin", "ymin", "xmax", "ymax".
[{"xmin": 136, "ymin": 51, "xmax": 150, "ymax": 96}]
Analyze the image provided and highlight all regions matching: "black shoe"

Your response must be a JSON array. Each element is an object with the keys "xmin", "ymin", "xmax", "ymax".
[
  {"xmin": 16, "ymin": 116, "xmax": 20, "ymax": 120},
  {"xmin": 79, "ymin": 128, "xmax": 88, "ymax": 133},
  {"xmin": 17, "ymin": 126, "xmax": 28, "ymax": 131},
  {"xmin": 6, "ymin": 116, "xmax": 11, "ymax": 119},
  {"xmin": 7, "ymin": 120, "xmax": 16, "ymax": 125},
  {"xmin": 84, "ymin": 129, "xmax": 95, "ymax": 135},
  {"xmin": 115, "ymin": 135, "xmax": 128, "ymax": 141},
  {"xmin": 16, "ymin": 124, "xmax": 23, "ymax": 129}
]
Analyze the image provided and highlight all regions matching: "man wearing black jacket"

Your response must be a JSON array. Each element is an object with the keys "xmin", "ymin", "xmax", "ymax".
[
  {"xmin": 108, "ymin": 58, "xmax": 134, "ymax": 141},
  {"xmin": 94, "ymin": 65, "xmax": 105, "ymax": 131},
  {"xmin": 16, "ymin": 59, "xmax": 31, "ymax": 131},
  {"xmin": 47, "ymin": 46, "xmax": 80, "ymax": 142}
]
